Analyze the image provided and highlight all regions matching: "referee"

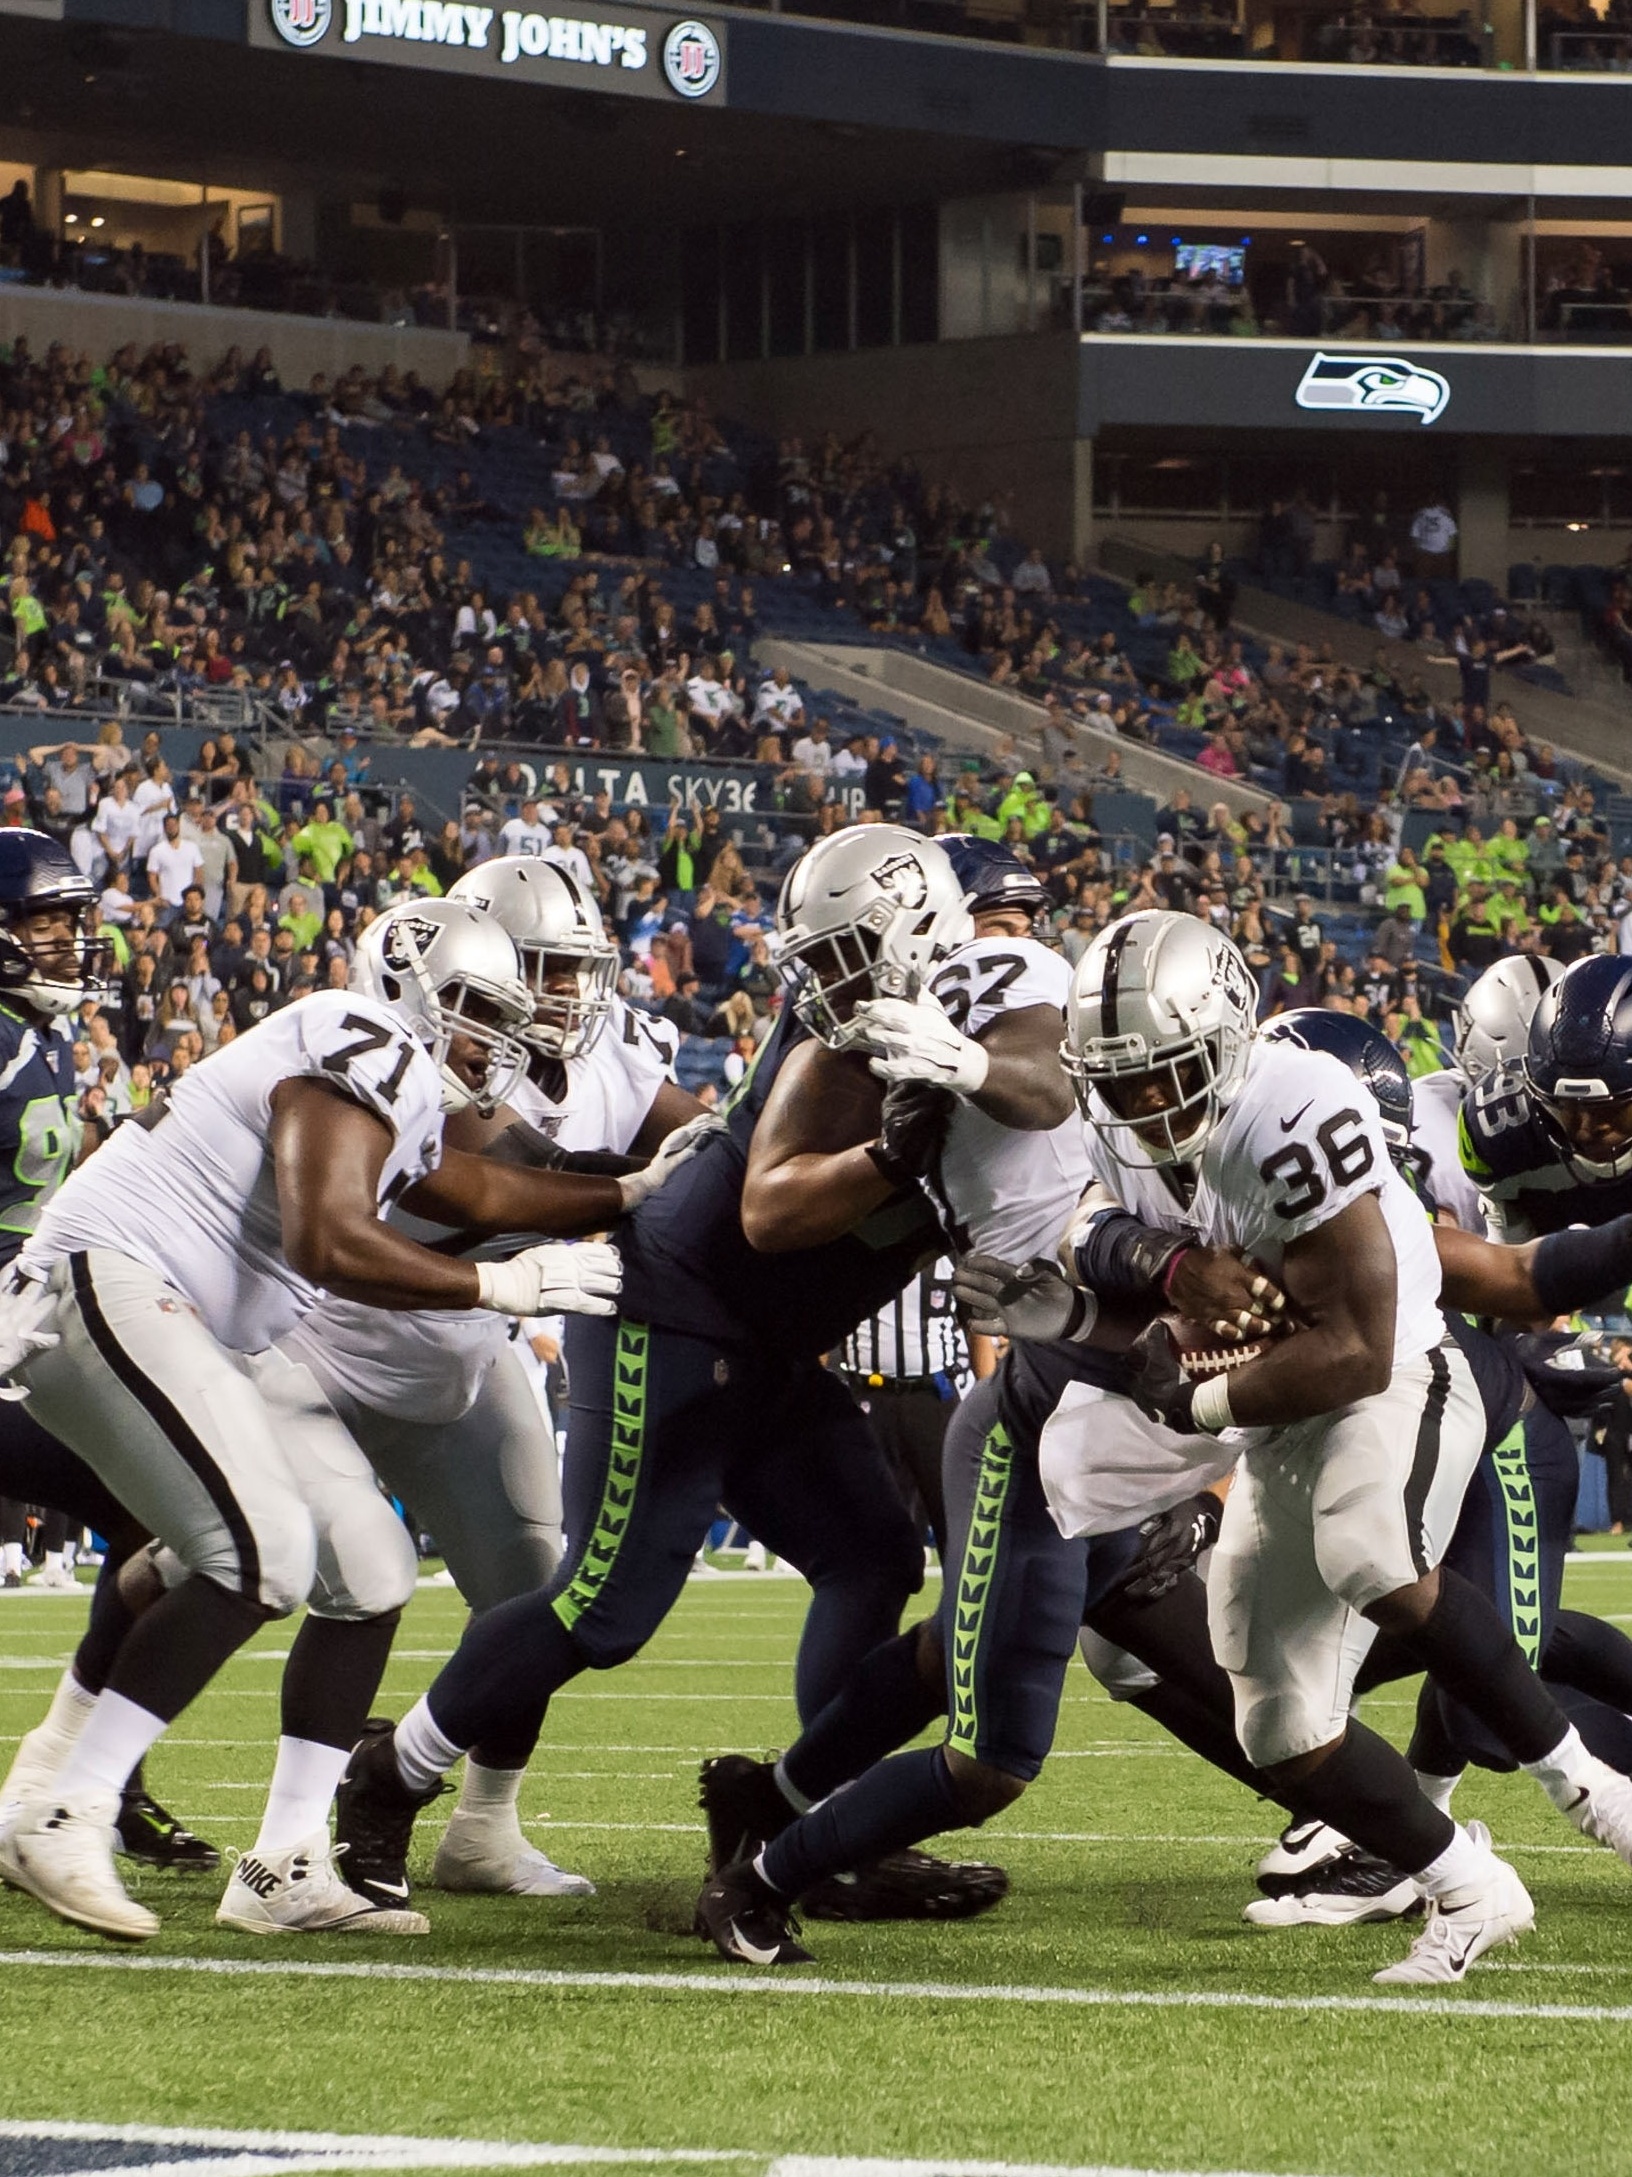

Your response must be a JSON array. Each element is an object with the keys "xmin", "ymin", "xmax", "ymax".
[{"xmin": 836, "ymin": 1258, "xmax": 982, "ymax": 1563}]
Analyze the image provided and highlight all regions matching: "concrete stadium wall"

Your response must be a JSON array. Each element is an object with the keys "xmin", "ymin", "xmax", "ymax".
[
  {"xmin": 0, "ymin": 284, "xmax": 470, "ymax": 385},
  {"xmin": 685, "ymin": 332, "xmax": 1085, "ymax": 563}
]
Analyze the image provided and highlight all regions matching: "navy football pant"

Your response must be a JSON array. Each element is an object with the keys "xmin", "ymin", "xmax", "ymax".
[{"xmin": 422, "ymin": 1316, "xmax": 924, "ymax": 1760}]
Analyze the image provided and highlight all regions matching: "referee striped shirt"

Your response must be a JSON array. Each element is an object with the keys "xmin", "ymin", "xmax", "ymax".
[{"xmin": 838, "ymin": 1259, "xmax": 965, "ymax": 1382}]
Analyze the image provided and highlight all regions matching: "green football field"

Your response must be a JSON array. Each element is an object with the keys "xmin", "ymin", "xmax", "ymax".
[{"xmin": 5, "ymin": 1552, "xmax": 1632, "ymax": 2177}]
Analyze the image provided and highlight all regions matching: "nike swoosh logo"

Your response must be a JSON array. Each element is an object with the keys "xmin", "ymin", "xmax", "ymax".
[
  {"xmin": 1567, "ymin": 1786, "xmax": 1591, "ymax": 1812},
  {"xmin": 1280, "ymin": 1103, "xmax": 1313, "ymax": 1133},
  {"xmin": 366, "ymin": 1878, "xmax": 410, "ymax": 1900},
  {"xmin": 726, "ymin": 1917, "xmax": 783, "ymax": 1966}
]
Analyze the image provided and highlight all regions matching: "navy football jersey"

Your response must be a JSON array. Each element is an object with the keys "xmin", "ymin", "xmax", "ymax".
[
  {"xmin": 0, "ymin": 1004, "xmax": 82, "ymax": 1270},
  {"xmin": 1458, "ymin": 1059, "xmax": 1632, "ymax": 1240},
  {"xmin": 615, "ymin": 1000, "xmax": 942, "ymax": 1359}
]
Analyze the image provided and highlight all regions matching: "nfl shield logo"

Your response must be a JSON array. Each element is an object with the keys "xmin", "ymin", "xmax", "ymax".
[
  {"xmin": 270, "ymin": 0, "xmax": 332, "ymax": 46},
  {"xmin": 663, "ymin": 17, "xmax": 721, "ymax": 96}
]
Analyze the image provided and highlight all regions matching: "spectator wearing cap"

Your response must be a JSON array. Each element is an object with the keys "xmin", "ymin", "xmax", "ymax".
[
  {"xmin": 829, "ymin": 731, "xmax": 869, "ymax": 781},
  {"xmin": 500, "ymin": 796, "xmax": 554, "ymax": 859},
  {"xmin": 752, "ymin": 667, "xmax": 805, "ymax": 738}
]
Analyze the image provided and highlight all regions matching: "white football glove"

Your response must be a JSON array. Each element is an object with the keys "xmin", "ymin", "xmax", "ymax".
[
  {"xmin": 0, "ymin": 1275, "xmax": 60, "ymax": 1401},
  {"xmin": 475, "ymin": 1241, "xmax": 622, "ymax": 1319},
  {"xmin": 615, "ymin": 1110, "xmax": 728, "ymax": 1212},
  {"xmin": 951, "ymin": 1253, "xmax": 1098, "ymax": 1344},
  {"xmin": 844, "ymin": 996, "xmax": 990, "ymax": 1096}
]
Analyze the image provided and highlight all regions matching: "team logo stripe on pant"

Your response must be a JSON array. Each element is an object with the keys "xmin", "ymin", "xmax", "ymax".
[
  {"xmin": 67, "ymin": 1249, "xmax": 263, "ymax": 1598},
  {"xmin": 1490, "ymin": 1422, "xmax": 1543, "ymax": 1666},
  {"xmin": 1402, "ymin": 1343, "xmax": 1451, "ymax": 1578},
  {"xmin": 553, "ymin": 1320, "xmax": 648, "ymax": 1635},
  {"xmin": 948, "ymin": 1421, "xmax": 1015, "ymax": 1761}
]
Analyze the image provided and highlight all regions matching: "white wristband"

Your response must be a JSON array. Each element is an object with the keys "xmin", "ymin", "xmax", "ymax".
[{"xmin": 1189, "ymin": 1372, "xmax": 1235, "ymax": 1435}]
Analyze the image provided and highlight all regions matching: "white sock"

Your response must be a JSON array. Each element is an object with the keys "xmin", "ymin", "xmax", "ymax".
[
  {"xmin": 1413, "ymin": 1820, "xmax": 1492, "ymax": 1901},
  {"xmin": 52, "ymin": 1690, "xmax": 167, "ymax": 1801},
  {"xmin": 38, "ymin": 1550, "xmax": 64, "ymax": 1578},
  {"xmin": 1522, "ymin": 1723, "xmax": 1596, "ymax": 1809},
  {"xmin": 455, "ymin": 1761, "xmax": 524, "ymax": 1819},
  {"xmin": 252, "ymin": 1737, "xmax": 350, "ymax": 1856},
  {"xmin": 1, "ymin": 1542, "xmax": 22, "ymax": 1577},
  {"xmin": 773, "ymin": 1757, "xmax": 813, "ymax": 1814},
  {"xmin": 62, "ymin": 1539, "xmax": 77, "ymax": 1569},
  {"xmin": 1414, "ymin": 1768, "xmax": 1460, "ymax": 1817},
  {"xmin": 394, "ymin": 1698, "xmax": 465, "ymax": 1795}
]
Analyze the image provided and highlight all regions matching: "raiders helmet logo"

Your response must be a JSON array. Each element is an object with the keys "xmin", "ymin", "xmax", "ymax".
[
  {"xmin": 381, "ymin": 913, "xmax": 443, "ymax": 973},
  {"xmin": 874, "ymin": 853, "xmax": 929, "ymax": 911}
]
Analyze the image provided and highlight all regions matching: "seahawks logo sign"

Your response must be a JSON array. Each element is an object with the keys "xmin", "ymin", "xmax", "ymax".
[
  {"xmin": 1295, "ymin": 352, "xmax": 1450, "ymax": 426},
  {"xmin": 873, "ymin": 853, "xmax": 929, "ymax": 911}
]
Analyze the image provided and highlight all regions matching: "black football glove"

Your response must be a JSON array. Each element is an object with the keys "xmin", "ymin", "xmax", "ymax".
[
  {"xmin": 1118, "ymin": 1320, "xmax": 1199, "ymax": 1433},
  {"xmin": 1117, "ymin": 1491, "xmax": 1224, "ymax": 1604},
  {"xmin": 866, "ymin": 1078, "xmax": 955, "ymax": 1188}
]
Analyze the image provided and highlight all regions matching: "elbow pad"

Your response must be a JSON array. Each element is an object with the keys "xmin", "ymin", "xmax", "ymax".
[
  {"xmin": 1063, "ymin": 1201, "xmax": 1193, "ymax": 1304},
  {"xmin": 1530, "ymin": 1216, "xmax": 1632, "ymax": 1318}
]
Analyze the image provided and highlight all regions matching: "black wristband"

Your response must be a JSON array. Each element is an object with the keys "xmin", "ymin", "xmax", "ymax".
[
  {"xmin": 1072, "ymin": 1208, "xmax": 1190, "ymax": 1304},
  {"xmin": 1531, "ymin": 1215, "xmax": 1632, "ymax": 1317},
  {"xmin": 866, "ymin": 1139, "xmax": 914, "ymax": 1189}
]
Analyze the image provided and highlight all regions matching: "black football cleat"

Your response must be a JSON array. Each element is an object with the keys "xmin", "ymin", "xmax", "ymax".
[
  {"xmin": 115, "ymin": 1789, "xmax": 221, "ymax": 1872},
  {"xmin": 696, "ymin": 1858, "xmax": 813, "ymax": 1966},
  {"xmin": 802, "ymin": 1848, "xmax": 1010, "ymax": 1922},
  {"xmin": 699, "ymin": 1754, "xmax": 795, "ymax": 1875},
  {"xmin": 333, "ymin": 1719, "xmax": 446, "ymax": 1906},
  {"xmin": 1243, "ymin": 1847, "xmax": 1422, "ymax": 1927}
]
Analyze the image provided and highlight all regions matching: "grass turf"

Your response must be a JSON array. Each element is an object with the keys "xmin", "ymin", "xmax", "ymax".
[{"xmin": 3, "ymin": 1557, "xmax": 1632, "ymax": 2176}]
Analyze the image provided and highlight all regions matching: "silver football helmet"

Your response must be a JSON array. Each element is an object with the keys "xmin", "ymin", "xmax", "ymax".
[
  {"xmin": 773, "ymin": 826, "xmax": 974, "ymax": 1047},
  {"xmin": 1452, "ymin": 954, "xmax": 1563, "ymax": 1087},
  {"xmin": 449, "ymin": 856, "xmax": 620, "ymax": 1061},
  {"xmin": 350, "ymin": 898, "xmax": 532, "ymax": 1116},
  {"xmin": 1064, "ymin": 910, "xmax": 1258, "ymax": 1165}
]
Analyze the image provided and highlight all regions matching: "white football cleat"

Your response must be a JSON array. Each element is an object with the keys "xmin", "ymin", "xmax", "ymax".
[
  {"xmin": 1373, "ymin": 1825, "xmax": 1533, "ymax": 1985},
  {"xmin": 1560, "ymin": 1756, "xmax": 1632, "ymax": 1868},
  {"xmin": 1243, "ymin": 1849, "xmax": 1419, "ymax": 1927},
  {"xmin": 215, "ymin": 1831, "xmax": 430, "ymax": 1936},
  {"xmin": 25, "ymin": 1563, "xmax": 79, "ymax": 1592},
  {"xmin": 0, "ymin": 1786, "xmax": 159, "ymax": 1941},
  {"xmin": 432, "ymin": 1810, "xmax": 596, "ymax": 1897},
  {"xmin": 1255, "ymin": 1817, "xmax": 1351, "ymax": 1894}
]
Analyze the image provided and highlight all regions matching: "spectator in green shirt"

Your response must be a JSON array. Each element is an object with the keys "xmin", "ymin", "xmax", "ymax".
[{"xmin": 290, "ymin": 800, "xmax": 354, "ymax": 883}]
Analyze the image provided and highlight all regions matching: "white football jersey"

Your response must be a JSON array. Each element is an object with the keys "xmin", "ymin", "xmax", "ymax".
[
  {"xmin": 283, "ymin": 996, "xmax": 677, "ymax": 1423},
  {"xmin": 927, "ymin": 936, "xmax": 1090, "ymax": 1261},
  {"xmin": 1411, "ymin": 1069, "xmax": 1482, "ymax": 1232},
  {"xmin": 26, "ymin": 991, "xmax": 443, "ymax": 1354},
  {"xmin": 1083, "ymin": 1036, "xmax": 1443, "ymax": 1370}
]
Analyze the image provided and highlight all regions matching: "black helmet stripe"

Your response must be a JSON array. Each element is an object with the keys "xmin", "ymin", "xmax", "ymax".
[{"xmin": 1099, "ymin": 920, "xmax": 1133, "ymax": 1040}]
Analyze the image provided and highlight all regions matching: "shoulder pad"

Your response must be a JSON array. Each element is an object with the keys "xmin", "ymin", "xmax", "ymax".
[{"xmin": 1460, "ymin": 1062, "xmax": 1551, "ymax": 1184}]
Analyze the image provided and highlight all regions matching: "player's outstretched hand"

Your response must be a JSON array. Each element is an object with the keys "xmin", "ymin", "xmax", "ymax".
[
  {"xmin": 476, "ymin": 1241, "xmax": 622, "ymax": 1319},
  {"xmin": 953, "ymin": 1253, "xmax": 1096, "ymax": 1343},
  {"xmin": 845, "ymin": 995, "xmax": 990, "ymax": 1096},
  {"xmin": 1118, "ymin": 1320, "xmax": 1199, "ymax": 1433},
  {"xmin": 1163, "ymin": 1245, "xmax": 1286, "ymax": 1345},
  {"xmin": 616, "ymin": 1111, "xmax": 728, "ymax": 1211},
  {"xmin": 1116, "ymin": 1492, "xmax": 1224, "ymax": 1604},
  {"xmin": 0, "ymin": 1275, "xmax": 59, "ymax": 1401},
  {"xmin": 868, "ymin": 1078, "xmax": 955, "ymax": 1186}
]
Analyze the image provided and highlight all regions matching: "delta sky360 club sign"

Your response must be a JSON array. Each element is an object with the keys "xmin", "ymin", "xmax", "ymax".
[{"xmin": 260, "ymin": 0, "xmax": 725, "ymax": 101}]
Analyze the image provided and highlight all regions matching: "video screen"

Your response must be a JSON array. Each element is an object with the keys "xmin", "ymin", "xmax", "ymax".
[{"xmin": 1174, "ymin": 242, "xmax": 1246, "ymax": 285}]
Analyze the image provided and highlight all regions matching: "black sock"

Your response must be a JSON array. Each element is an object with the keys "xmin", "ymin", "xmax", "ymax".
[
  {"xmin": 1406, "ymin": 1679, "xmax": 1475, "ymax": 1781},
  {"xmin": 1130, "ymin": 1682, "xmax": 1281, "ymax": 1802},
  {"xmin": 1405, "ymin": 1567, "xmax": 1567, "ymax": 1767},
  {"xmin": 105, "ymin": 1575, "xmax": 267, "ymax": 1725},
  {"xmin": 781, "ymin": 1625, "xmax": 944, "ymax": 1805},
  {"xmin": 426, "ymin": 1590, "xmax": 582, "ymax": 1755},
  {"xmin": 791, "ymin": 1566, "xmax": 920, "ymax": 1725},
  {"xmin": 1545, "ymin": 1609, "xmax": 1632, "ymax": 1713},
  {"xmin": 73, "ymin": 1552, "xmax": 139, "ymax": 1696},
  {"xmin": 1283, "ymin": 1720, "xmax": 1455, "ymax": 1877},
  {"xmin": 282, "ymin": 1612, "xmax": 402, "ymax": 1751},
  {"xmin": 759, "ymin": 1744, "xmax": 963, "ymax": 1898}
]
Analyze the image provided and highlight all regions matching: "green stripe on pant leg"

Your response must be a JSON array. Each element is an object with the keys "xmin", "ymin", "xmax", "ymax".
[
  {"xmin": 1490, "ymin": 1421, "xmax": 1543, "ymax": 1668},
  {"xmin": 947, "ymin": 1421, "xmax": 1015, "ymax": 1761},
  {"xmin": 553, "ymin": 1321, "xmax": 648, "ymax": 1634}
]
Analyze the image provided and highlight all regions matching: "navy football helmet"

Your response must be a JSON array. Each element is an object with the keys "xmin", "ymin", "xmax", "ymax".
[
  {"xmin": 1524, "ymin": 954, "xmax": 1632, "ymax": 1181},
  {"xmin": 1262, "ymin": 1007, "xmax": 1414, "ymax": 1164},
  {"xmin": 0, "ymin": 829, "xmax": 104, "ymax": 1018},
  {"xmin": 941, "ymin": 834, "xmax": 1050, "ymax": 921}
]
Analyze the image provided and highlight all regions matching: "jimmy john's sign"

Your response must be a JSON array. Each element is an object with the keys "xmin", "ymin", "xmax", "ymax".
[{"xmin": 256, "ymin": 0, "xmax": 725, "ymax": 100}]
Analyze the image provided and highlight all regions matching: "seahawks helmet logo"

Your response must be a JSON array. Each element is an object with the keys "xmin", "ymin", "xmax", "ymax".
[
  {"xmin": 1295, "ymin": 352, "xmax": 1449, "ymax": 426},
  {"xmin": 873, "ymin": 853, "xmax": 929, "ymax": 911}
]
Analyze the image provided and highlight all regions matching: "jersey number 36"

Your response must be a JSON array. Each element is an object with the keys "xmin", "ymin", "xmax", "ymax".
[{"xmin": 1256, "ymin": 1107, "xmax": 1374, "ymax": 1220}]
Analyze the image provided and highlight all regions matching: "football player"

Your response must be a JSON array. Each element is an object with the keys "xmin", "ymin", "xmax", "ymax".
[
  {"xmin": 1409, "ymin": 955, "xmax": 1561, "ymax": 1234},
  {"xmin": 334, "ymin": 829, "xmax": 1003, "ymax": 1924},
  {"xmin": 0, "ymin": 832, "xmax": 215, "ymax": 1871},
  {"xmin": 281, "ymin": 859, "xmax": 707, "ymax": 1901},
  {"xmin": 1062, "ymin": 914, "xmax": 1632, "ymax": 1980},
  {"xmin": 0, "ymin": 899, "xmax": 628, "ymax": 1942}
]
